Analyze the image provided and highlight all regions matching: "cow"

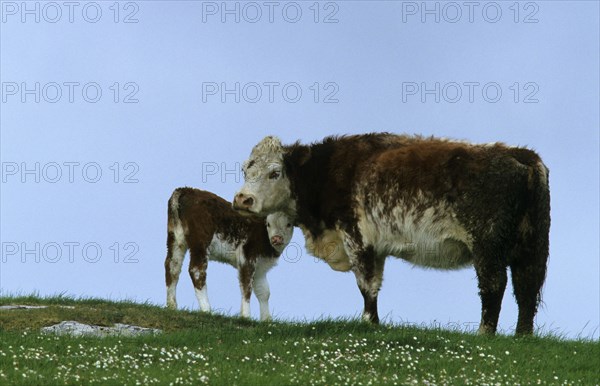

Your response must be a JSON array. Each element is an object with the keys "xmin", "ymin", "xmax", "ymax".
[
  {"xmin": 233, "ymin": 133, "xmax": 550, "ymax": 335},
  {"xmin": 165, "ymin": 187, "xmax": 294, "ymax": 321}
]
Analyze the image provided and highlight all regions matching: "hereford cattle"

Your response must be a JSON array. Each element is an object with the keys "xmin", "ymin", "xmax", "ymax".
[
  {"xmin": 165, "ymin": 187, "xmax": 293, "ymax": 320},
  {"xmin": 233, "ymin": 133, "xmax": 550, "ymax": 335}
]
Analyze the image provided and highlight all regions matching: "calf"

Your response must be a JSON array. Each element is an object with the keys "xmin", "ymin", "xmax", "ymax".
[
  {"xmin": 233, "ymin": 133, "xmax": 550, "ymax": 335},
  {"xmin": 165, "ymin": 187, "xmax": 293, "ymax": 320}
]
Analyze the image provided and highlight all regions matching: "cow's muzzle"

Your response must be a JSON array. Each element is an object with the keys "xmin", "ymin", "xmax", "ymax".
[{"xmin": 234, "ymin": 193, "xmax": 255, "ymax": 210}]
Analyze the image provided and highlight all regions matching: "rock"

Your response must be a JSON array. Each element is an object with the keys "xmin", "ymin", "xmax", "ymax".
[
  {"xmin": 0, "ymin": 305, "xmax": 75, "ymax": 310},
  {"xmin": 41, "ymin": 321, "xmax": 162, "ymax": 337},
  {"xmin": 0, "ymin": 305, "xmax": 49, "ymax": 310}
]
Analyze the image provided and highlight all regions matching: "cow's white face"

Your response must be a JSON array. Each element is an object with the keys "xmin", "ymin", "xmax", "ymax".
[
  {"xmin": 234, "ymin": 136, "xmax": 295, "ymax": 216},
  {"xmin": 265, "ymin": 212, "xmax": 294, "ymax": 253}
]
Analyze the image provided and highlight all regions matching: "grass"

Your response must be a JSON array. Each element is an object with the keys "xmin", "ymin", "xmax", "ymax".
[{"xmin": 0, "ymin": 295, "xmax": 598, "ymax": 385}]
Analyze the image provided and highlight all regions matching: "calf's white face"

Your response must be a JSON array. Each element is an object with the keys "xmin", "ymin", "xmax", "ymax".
[
  {"xmin": 266, "ymin": 212, "xmax": 294, "ymax": 253},
  {"xmin": 234, "ymin": 136, "xmax": 294, "ymax": 216}
]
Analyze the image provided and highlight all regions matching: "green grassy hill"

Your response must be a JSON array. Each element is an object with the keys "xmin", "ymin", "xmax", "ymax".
[{"xmin": 0, "ymin": 295, "xmax": 598, "ymax": 385}]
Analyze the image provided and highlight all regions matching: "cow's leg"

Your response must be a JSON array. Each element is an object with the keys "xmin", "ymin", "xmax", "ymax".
[
  {"xmin": 165, "ymin": 231, "xmax": 187, "ymax": 309},
  {"xmin": 510, "ymin": 246, "xmax": 548, "ymax": 335},
  {"xmin": 238, "ymin": 259, "xmax": 256, "ymax": 318},
  {"xmin": 253, "ymin": 260, "xmax": 272, "ymax": 321},
  {"xmin": 189, "ymin": 244, "xmax": 210, "ymax": 312},
  {"xmin": 474, "ymin": 254, "xmax": 507, "ymax": 335},
  {"xmin": 351, "ymin": 246, "xmax": 385, "ymax": 324}
]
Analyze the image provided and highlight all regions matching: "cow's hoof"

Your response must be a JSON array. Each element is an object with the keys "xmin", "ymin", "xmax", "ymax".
[{"xmin": 477, "ymin": 324, "xmax": 496, "ymax": 335}]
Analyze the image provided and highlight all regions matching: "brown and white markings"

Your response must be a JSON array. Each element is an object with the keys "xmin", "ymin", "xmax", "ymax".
[
  {"xmin": 233, "ymin": 133, "xmax": 550, "ymax": 335},
  {"xmin": 165, "ymin": 187, "xmax": 293, "ymax": 321}
]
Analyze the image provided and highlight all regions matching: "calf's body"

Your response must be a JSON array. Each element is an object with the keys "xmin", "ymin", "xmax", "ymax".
[{"xmin": 165, "ymin": 187, "xmax": 292, "ymax": 320}]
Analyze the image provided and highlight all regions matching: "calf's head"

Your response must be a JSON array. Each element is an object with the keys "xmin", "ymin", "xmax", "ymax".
[
  {"xmin": 234, "ymin": 136, "xmax": 293, "ymax": 216},
  {"xmin": 265, "ymin": 212, "xmax": 294, "ymax": 253}
]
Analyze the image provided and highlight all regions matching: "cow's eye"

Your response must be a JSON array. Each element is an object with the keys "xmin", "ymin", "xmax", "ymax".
[
  {"xmin": 268, "ymin": 170, "xmax": 280, "ymax": 180},
  {"xmin": 266, "ymin": 222, "xmax": 270, "ymax": 228},
  {"xmin": 287, "ymin": 223, "xmax": 292, "ymax": 228}
]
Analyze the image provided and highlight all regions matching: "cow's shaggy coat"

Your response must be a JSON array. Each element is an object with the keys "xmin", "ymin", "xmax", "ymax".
[
  {"xmin": 234, "ymin": 133, "xmax": 550, "ymax": 335},
  {"xmin": 165, "ymin": 187, "xmax": 293, "ymax": 320}
]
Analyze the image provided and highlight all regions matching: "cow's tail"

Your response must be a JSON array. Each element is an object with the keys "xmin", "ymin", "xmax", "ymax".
[
  {"xmin": 528, "ymin": 160, "xmax": 551, "ymax": 300},
  {"xmin": 511, "ymin": 158, "xmax": 550, "ymax": 334}
]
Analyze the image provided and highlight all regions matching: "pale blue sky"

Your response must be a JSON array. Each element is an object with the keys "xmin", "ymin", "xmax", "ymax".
[{"xmin": 1, "ymin": 1, "xmax": 598, "ymax": 339}]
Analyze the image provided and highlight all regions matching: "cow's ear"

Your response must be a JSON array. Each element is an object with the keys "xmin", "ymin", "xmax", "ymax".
[{"xmin": 288, "ymin": 144, "xmax": 311, "ymax": 166}]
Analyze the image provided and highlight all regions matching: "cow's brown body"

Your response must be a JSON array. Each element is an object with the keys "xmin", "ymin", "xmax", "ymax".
[{"xmin": 234, "ymin": 133, "xmax": 550, "ymax": 334}]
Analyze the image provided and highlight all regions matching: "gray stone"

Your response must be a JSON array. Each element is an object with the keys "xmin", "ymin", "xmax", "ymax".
[
  {"xmin": 0, "ymin": 304, "xmax": 76, "ymax": 310},
  {"xmin": 41, "ymin": 321, "xmax": 162, "ymax": 337},
  {"xmin": 0, "ymin": 305, "xmax": 49, "ymax": 310}
]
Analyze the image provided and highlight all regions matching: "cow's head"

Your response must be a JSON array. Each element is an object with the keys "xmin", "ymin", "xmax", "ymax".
[
  {"xmin": 234, "ymin": 136, "xmax": 295, "ymax": 216},
  {"xmin": 265, "ymin": 212, "xmax": 294, "ymax": 253}
]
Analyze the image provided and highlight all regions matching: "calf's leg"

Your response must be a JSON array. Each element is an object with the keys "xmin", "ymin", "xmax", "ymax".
[
  {"xmin": 189, "ymin": 244, "xmax": 210, "ymax": 312},
  {"xmin": 253, "ymin": 265, "xmax": 272, "ymax": 321},
  {"xmin": 165, "ymin": 231, "xmax": 187, "ymax": 309},
  {"xmin": 238, "ymin": 259, "xmax": 256, "ymax": 318}
]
